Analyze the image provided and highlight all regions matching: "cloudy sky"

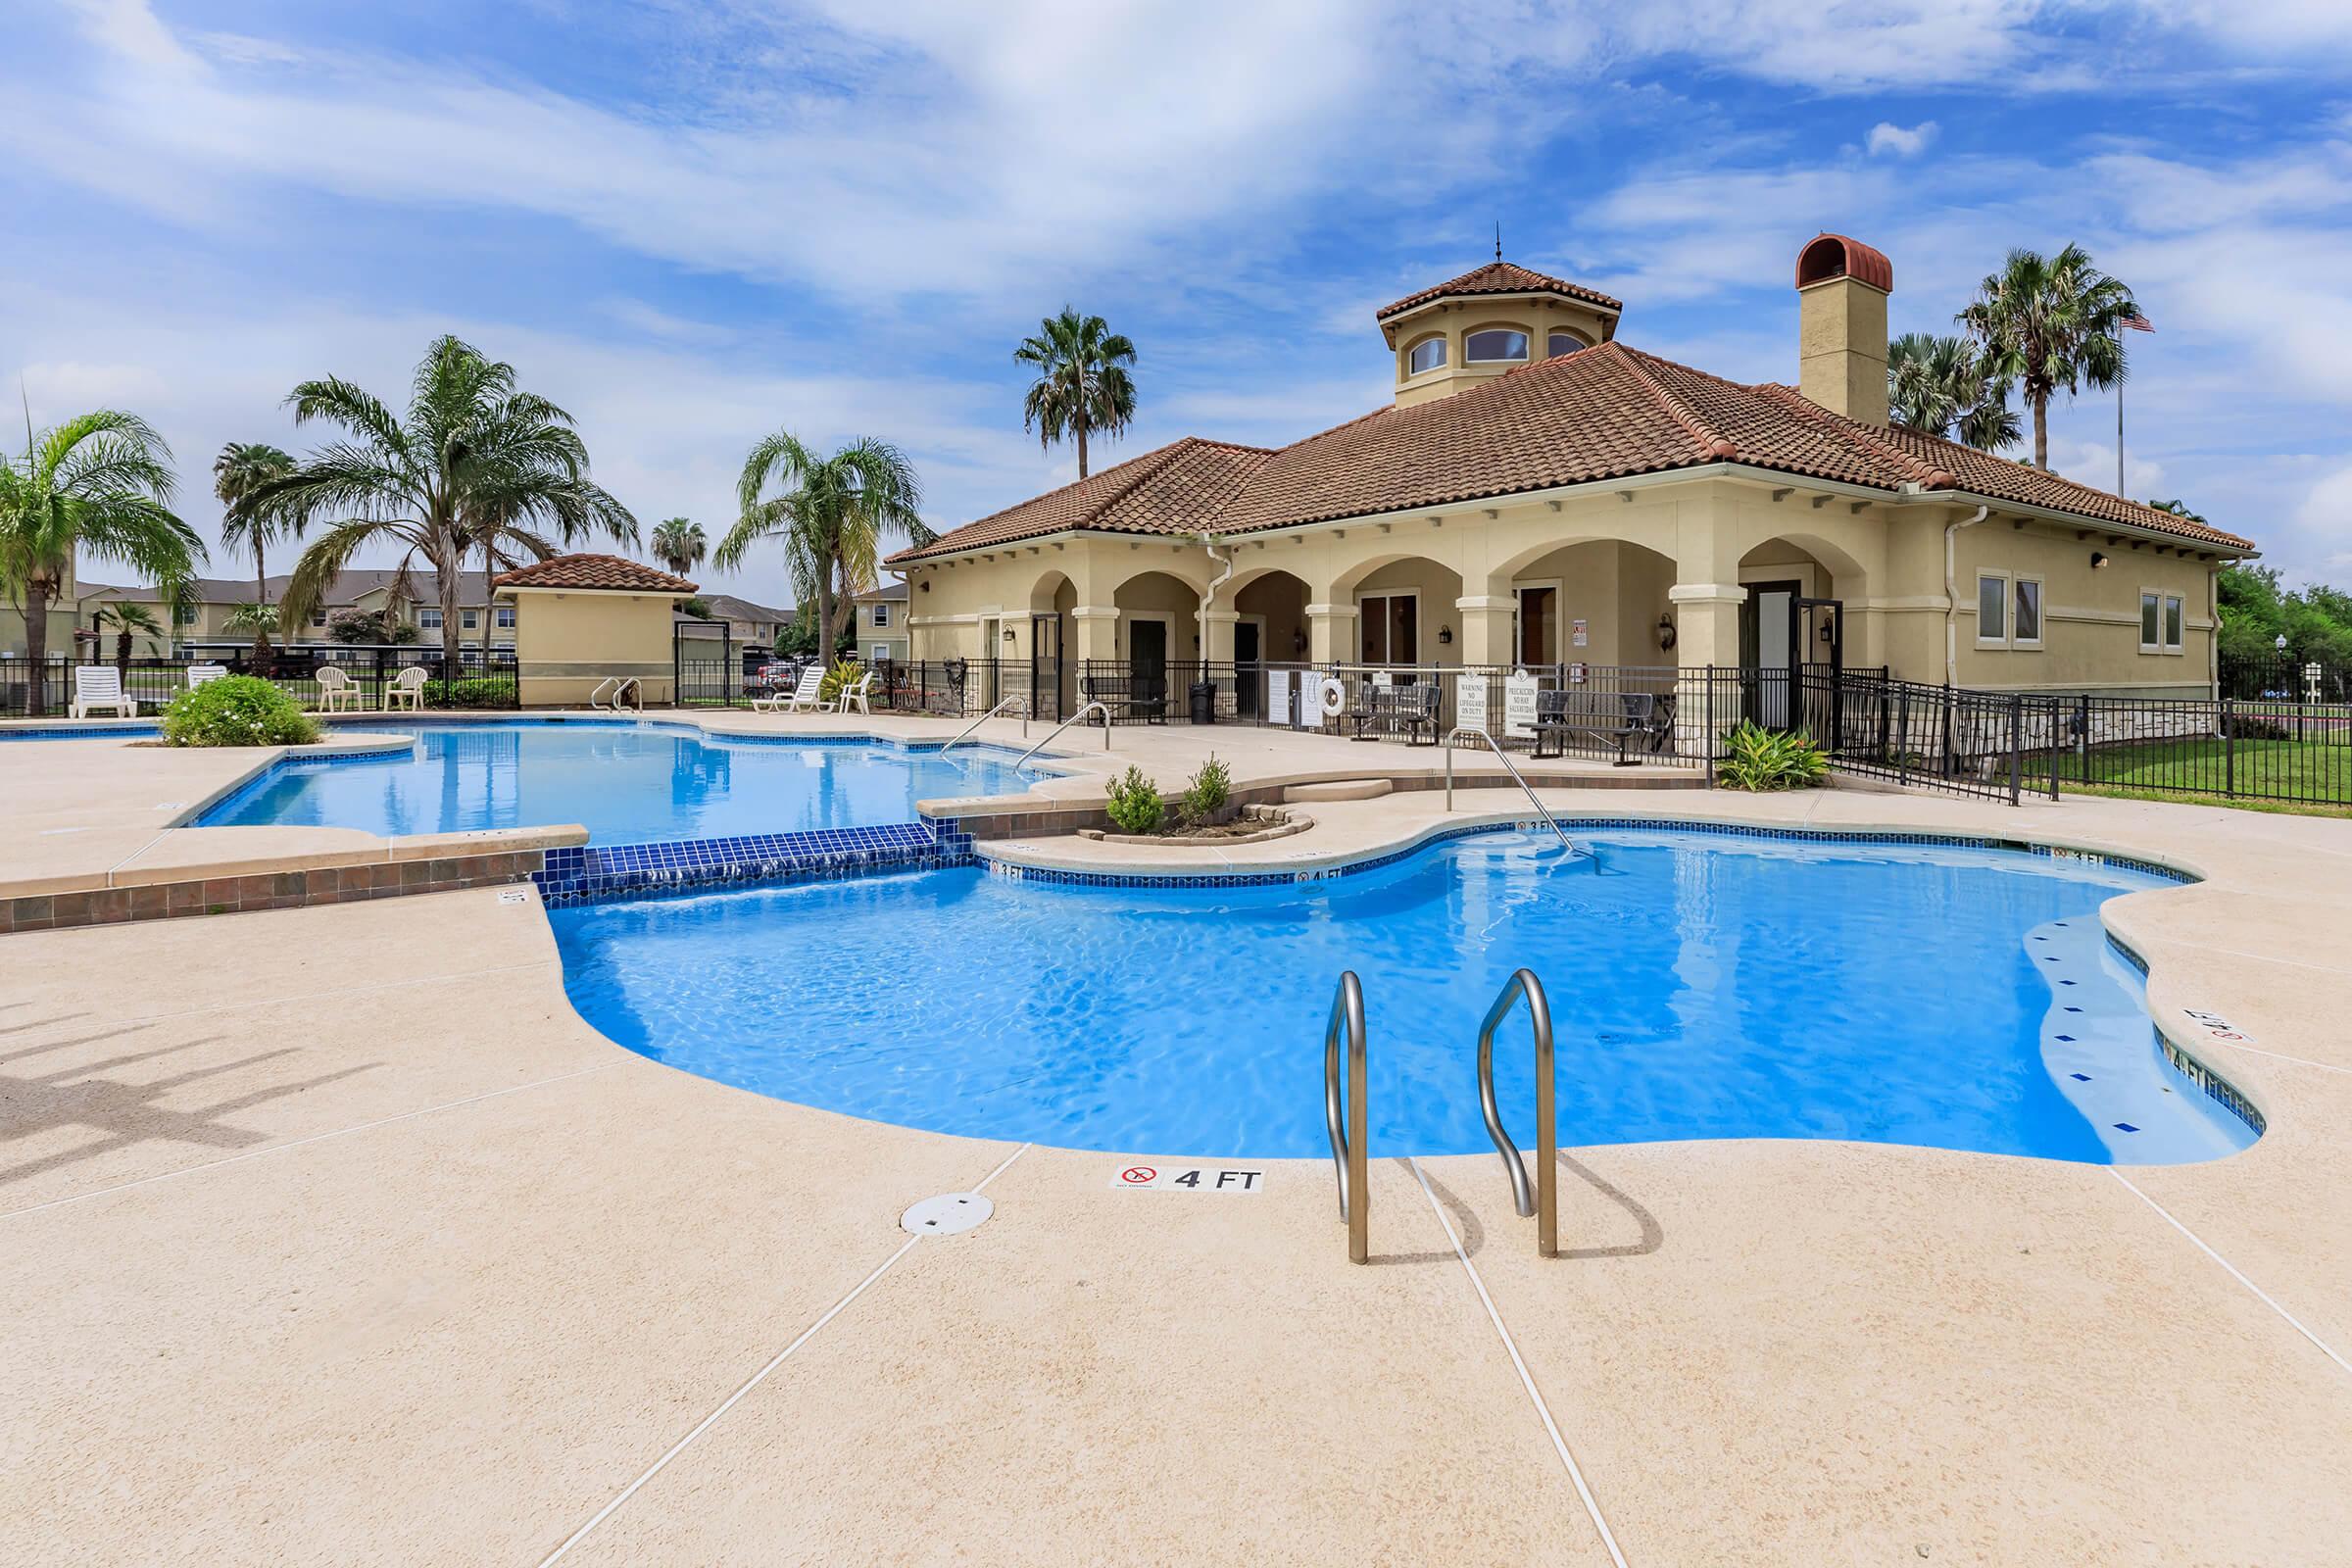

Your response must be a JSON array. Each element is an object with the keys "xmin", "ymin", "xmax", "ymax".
[{"xmin": 6, "ymin": 0, "xmax": 2349, "ymax": 608}]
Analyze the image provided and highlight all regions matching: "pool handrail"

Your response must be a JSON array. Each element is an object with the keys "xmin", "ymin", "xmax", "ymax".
[
  {"xmin": 1476, "ymin": 966, "xmax": 1558, "ymax": 1257},
  {"xmin": 1014, "ymin": 701, "xmax": 1111, "ymax": 768},
  {"xmin": 941, "ymin": 695, "xmax": 1027, "ymax": 755},
  {"xmin": 588, "ymin": 675, "xmax": 641, "ymax": 713},
  {"xmin": 1443, "ymin": 725, "xmax": 1578, "ymax": 856},
  {"xmin": 1324, "ymin": 969, "xmax": 1369, "ymax": 1264}
]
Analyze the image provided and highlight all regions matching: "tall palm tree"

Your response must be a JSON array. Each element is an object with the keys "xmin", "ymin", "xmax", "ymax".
[
  {"xmin": 89, "ymin": 599, "xmax": 167, "ymax": 679},
  {"xmin": 0, "ymin": 410, "xmax": 203, "ymax": 716},
  {"xmin": 257, "ymin": 336, "xmax": 636, "ymax": 677},
  {"xmin": 1014, "ymin": 308, "xmax": 1137, "ymax": 479},
  {"xmin": 1956, "ymin": 245, "xmax": 2135, "ymax": 470},
  {"xmin": 716, "ymin": 434, "xmax": 923, "ymax": 652},
  {"xmin": 1886, "ymin": 333, "xmax": 2021, "ymax": 452},
  {"xmin": 651, "ymin": 517, "xmax": 706, "ymax": 577},
  {"xmin": 214, "ymin": 442, "xmax": 298, "ymax": 645}
]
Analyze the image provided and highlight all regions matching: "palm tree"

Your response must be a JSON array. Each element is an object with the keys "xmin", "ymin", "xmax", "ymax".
[
  {"xmin": 716, "ymin": 434, "xmax": 923, "ymax": 651},
  {"xmin": 0, "ymin": 410, "xmax": 203, "ymax": 716},
  {"xmin": 214, "ymin": 442, "xmax": 298, "ymax": 648},
  {"xmin": 89, "ymin": 600, "xmax": 167, "ymax": 679},
  {"xmin": 1014, "ymin": 308, "xmax": 1137, "ymax": 479},
  {"xmin": 257, "ymin": 336, "xmax": 636, "ymax": 677},
  {"xmin": 221, "ymin": 602, "xmax": 280, "ymax": 658},
  {"xmin": 651, "ymin": 517, "xmax": 706, "ymax": 577},
  {"xmin": 1957, "ymin": 245, "xmax": 2136, "ymax": 470},
  {"xmin": 1886, "ymin": 333, "xmax": 2021, "ymax": 452}
]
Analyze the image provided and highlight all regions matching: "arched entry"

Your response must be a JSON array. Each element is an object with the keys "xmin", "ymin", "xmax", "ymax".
[
  {"xmin": 1231, "ymin": 568, "xmax": 1308, "ymax": 718},
  {"xmin": 1027, "ymin": 571, "xmax": 1075, "ymax": 718},
  {"xmin": 1740, "ymin": 537, "xmax": 1856, "ymax": 729},
  {"xmin": 1110, "ymin": 570, "xmax": 1200, "ymax": 705},
  {"xmin": 1334, "ymin": 555, "xmax": 1465, "ymax": 667}
]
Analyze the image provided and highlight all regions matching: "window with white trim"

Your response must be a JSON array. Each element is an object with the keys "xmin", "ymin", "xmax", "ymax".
[
  {"xmin": 2164, "ymin": 594, "xmax": 2183, "ymax": 652},
  {"xmin": 1357, "ymin": 592, "xmax": 1418, "ymax": 663},
  {"xmin": 495, "ymin": 606, "xmax": 516, "ymax": 629},
  {"xmin": 871, "ymin": 602, "xmax": 891, "ymax": 627},
  {"xmin": 418, "ymin": 608, "xmax": 443, "ymax": 630},
  {"xmin": 1976, "ymin": 571, "xmax": 2008, "ymax": 645},
  {"xmin": 1464, "ymin": 328, "xmax": 1529, "ymax": 363},
  {"xmin": 1406, "ymin": 336, "xmax": 1447, "ymax": 374},
  {"xmin": 1545, "ymin": 331, "xmax": 1587, "ymax": 359},
  {"xmin": 462, "ymin": 609, "xmax": 478, "ymax": 630},
  {"xmin": 2012, "ymin": 576, "xmax": 2042, "ymax": 647}
]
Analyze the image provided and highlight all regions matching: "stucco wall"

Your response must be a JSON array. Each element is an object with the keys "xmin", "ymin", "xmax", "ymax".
[
  {"xmin": 1389, "ymin": 297, "xmax": 1617, "ymax": 408},
  {"xmin": 505, "ymin": 587, "xmax": 678, "ymax": 707}
]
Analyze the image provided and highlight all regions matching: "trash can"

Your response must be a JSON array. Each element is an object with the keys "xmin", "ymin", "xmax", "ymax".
[{"xmin": 1189, "ymin": 680, "xmax": 1216, "ymax": 726}]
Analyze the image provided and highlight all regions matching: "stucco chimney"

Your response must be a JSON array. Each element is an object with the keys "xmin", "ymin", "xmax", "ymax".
[{"xmin": 1794, "ymin": 233, "xmax": 1891, "ymax": 427}]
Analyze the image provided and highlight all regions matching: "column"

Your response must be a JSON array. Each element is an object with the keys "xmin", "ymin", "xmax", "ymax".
[
  {"xmin": 1454, "ymin": 594, "xmax": 1516, "ymax": 667},
  {"xmin": 1304, "ymin": 603, "xmax": 1358, "ymax": 665}
]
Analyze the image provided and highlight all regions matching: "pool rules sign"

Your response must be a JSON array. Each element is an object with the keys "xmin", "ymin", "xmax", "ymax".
[{"xmin": 1110, "ymin": 1162, "xmax": 1265, "ymax": 1194}]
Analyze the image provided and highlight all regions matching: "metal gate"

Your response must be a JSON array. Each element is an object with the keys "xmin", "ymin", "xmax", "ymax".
[
  {"xmin": 673, "ymin": 618, "xmax": 735, "ymax": 706},
  {"xmin": 1030, "ymin": 613, "xmax": 1064, "ymax": 720}
]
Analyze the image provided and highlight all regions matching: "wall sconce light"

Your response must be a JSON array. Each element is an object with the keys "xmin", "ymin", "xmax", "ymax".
[
  {"xmin": 1438, "ymin": 624, "xmax": 1453, "ymax": 646},
  {"xmin": 1002, "ymin": 627, "xmax": 1016, "ymax": 644},
  {"xmin": 919, "ymin": 579, "xmax": 930, "ymax": 593},
  {"xmin": 1655, "ymin": 613, "xmax": 1677, "ymax": 652},
  {"xmin": 2089, "ymin": 551, "xmax": 2109, "ymax": 569}
]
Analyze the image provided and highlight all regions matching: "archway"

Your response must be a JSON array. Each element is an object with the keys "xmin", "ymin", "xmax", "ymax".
[
  {"xmin": 1110, "ymin": 569, "xmax": 1200, "ymax": 705},
  {"xmin": 1740, "ymin": 536, "xmax": 1862, "ymax": 730},
  {"xmin": 1024, "ymin": 570, "xmax": 1076, "ymax": 718},
  {"xmin": 1332, "ymin": 555, "xmax": 1464, "ymax": 668},
  {"xmin": 1230, "ymin": 568, "xmax": 1308, "ymax": 718},
  {"xmin": 1498, "ymin": 539, "xmax": 1679, "ymax": 668}
]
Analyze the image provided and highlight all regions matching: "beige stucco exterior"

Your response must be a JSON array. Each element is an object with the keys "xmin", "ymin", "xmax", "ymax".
[
  {"xmin": 1384, "ymin": 293, "xmax": 1619, "ymax": 408},
  {"xmin": 499, "ymin": 586, "xmax": 677, "ymax": 707},
  {"xmin": 904, "ymin": 471, "xmax": 2227, "ymax": 709}
]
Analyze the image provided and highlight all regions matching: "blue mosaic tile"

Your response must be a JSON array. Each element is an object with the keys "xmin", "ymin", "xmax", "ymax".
[{"xmin": 533, "ymin": 819, "xmax": 952, "ymax": 907}]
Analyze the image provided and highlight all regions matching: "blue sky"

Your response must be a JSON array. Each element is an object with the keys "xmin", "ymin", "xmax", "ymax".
[{"xmin": 6, "ymin": 0, "xmax": 2350, "ymax": 609}]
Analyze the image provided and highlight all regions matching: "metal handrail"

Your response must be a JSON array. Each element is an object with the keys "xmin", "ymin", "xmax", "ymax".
[
  {"xmin": 1476, "ymin": 967, "xmax": 1558, "ymax": 1257},
  {"xmin": 941, "ymin": 695, "xmax": 1027, "ymax": 755},
  {"xmin": 1014, "ymin": 700, "xmax": 1111, "ymax": 767},
  {"xmin": 1324, "ymin": 970, "xmax": 1369, "ymax": 1264},
  {"xmin": 588, "ymin": 675, "xmax": 641, "ymax": 713},
  {"xmin": 1443, "ymin": 726, "xmax": 1578, "ymax": 855}
]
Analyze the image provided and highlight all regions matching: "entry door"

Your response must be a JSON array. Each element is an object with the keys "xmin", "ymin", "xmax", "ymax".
[
  {"xmin": 1129, "ymin": 620, "xmax": 1168, "ymax": 704},
  {"xmin": 1516, "ymin": 586, "xmax": 1556, "ymax": 667},
  {"xmin": 1742, "ymin": 581, "xmax": 1800, "ymax": 729},
  {"xmin": 1234, "ymin": 621, "xmax": 1262, "ymax": 718},
  {"xmin": 1030, "ymin": 614, "xmax": 1063, "ymax": 720},
  {"xmin": 1794, "ymin": 597, "xmax": 1843, "ymax": 743}
]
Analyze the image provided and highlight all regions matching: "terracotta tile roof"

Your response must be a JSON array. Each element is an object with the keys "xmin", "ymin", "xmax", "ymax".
[
  {"xmin": 887, "ymin": 438, "xmax": 1275, "ymax": 564},
  {"xmin": 896, "ymin": 344, "xmax": 2253, "ymax": 563},
  {"xmin": 493, "ymin": 554, "xmax": 699, "ymax": 592},
  {"xmin": 1377, "ymin": 261, "xmax": 1623, "ymax": 320}
]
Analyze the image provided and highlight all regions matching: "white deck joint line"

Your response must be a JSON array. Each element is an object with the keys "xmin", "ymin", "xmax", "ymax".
[
  {"xmin": 536, "ymin": 1142, "xmax": 1031, "ymax": 1568},
  {"xmin": 2, "ymin": 1062, "xmax": 619, "ymax": 1220},
  {"xmin": 1409, "ymin": 1157, "xmax": 1630, "ymax": 1568},
  {"xmin": 2109, "ymin": 1168, "xmax": 2352, "ymax": 1381}
]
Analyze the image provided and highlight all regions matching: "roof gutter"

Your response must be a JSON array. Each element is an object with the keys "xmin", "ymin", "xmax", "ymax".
[{"xmin": 1945, "ymin": 505, "xmax": 1990, "ymax": 686}]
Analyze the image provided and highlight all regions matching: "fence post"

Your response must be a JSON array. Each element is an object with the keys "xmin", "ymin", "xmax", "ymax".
[
  {"xmin": 2223, "ymin": 697, "xmax": 2234, "ymax": 798},
  {"xmin": 1895, "ymin": 687, "xmax": 1910, "ymax": 788},
  {"xmin": 2006, "ymin": 694, "xmax": 2023, "ymax": 806}
]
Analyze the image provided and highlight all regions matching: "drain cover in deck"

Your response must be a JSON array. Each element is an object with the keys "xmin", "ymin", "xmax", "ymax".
[{"xmin": 901, "ymin": 1192, "xmax": 994, "ymax": 1237}]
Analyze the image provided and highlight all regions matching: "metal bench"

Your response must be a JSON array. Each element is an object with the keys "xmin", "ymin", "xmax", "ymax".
[
  {"xmin": 1079, "ymin": 672, "xmax": 1167, "ymax": 724},
  {"xmin": 1533, "ymin": 690, "xmax": 1675, "ymax": 764}
]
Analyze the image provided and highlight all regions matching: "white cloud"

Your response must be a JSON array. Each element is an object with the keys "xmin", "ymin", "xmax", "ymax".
[{"xmin": 1866, "ymin": 121, "xmax": 1938, "ymax": 157}]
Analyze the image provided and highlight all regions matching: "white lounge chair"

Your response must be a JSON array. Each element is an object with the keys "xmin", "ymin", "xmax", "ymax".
[
  {"xmin": 383, "ymin": 665, "xmax": 428, "ymax": 711},
  {"xmin": 185, "ymin": 663, "xmax": 229, "ymax": 692},
  {"xmin": 780, "ymin": 666, "xmax": 827, "ymax": 713},
  {"xmin": 314, "ymin": 664, "xmax": 366, "ymax": 712},
  {"xmin": 835, "ymin": 669, "xmax": 876, "ymax": 715},
  {"xmin": 70, "ymin": 664, "xmax": 136, "ymax": 719}
]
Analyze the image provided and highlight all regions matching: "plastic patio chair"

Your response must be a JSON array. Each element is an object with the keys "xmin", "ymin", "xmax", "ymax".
[
  {"xmin": 314, "ymin": 664, "xmax": 366, "ymax": 712},
  {"xmin": 69, "ymin": 665, "xmax": 137, "ymax": 719},
  {"xmin": 383, "ymin": 666, "xmax": 428, "ymax": 711}
]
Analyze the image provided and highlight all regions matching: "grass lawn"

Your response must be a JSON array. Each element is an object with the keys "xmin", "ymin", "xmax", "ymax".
[{"xmin": 2046, "ymin": 736, "xmax": 2352, "ymax": 816}]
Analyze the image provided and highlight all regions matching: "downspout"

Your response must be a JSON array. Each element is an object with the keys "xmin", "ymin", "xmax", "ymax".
[
  {"xmin": 1944, "ymin": 505, "xmax": 1990, "ymax": 686},
  {"xmin": 1199, "ymin": 532, "xmax": 1236, "ymax": 670}
]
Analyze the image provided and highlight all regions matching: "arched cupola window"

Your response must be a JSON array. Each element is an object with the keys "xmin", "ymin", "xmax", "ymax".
[
  {"xmin": 1464, "ymin": 328, "xmax": 1530, "ymax": 363},
  {"xmin": 1406, "ymin": 336, "xmax": 1447, "ymax": 374},
  {"xmin": 1545, "ymin": 331, "xmax": 1589, "ymax": 359}
]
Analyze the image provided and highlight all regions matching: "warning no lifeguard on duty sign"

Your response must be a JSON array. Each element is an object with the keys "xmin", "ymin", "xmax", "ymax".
[{"xmin": 1110, "ymin": 1162, "xmax": 1266, "ymax": 1194}]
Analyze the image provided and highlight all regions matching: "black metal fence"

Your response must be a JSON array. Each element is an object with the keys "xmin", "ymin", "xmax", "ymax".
[
  {"xmin": 1, "ymin": 645, "xmax": 517, "ymax": 717},
  {"xmin": 2217, "ymin": 652, "xmax": 2351, "ymax": 704},
  {"xmin": 2027, "ymin": 693, "xmax": 2352, "ymax": 808}
]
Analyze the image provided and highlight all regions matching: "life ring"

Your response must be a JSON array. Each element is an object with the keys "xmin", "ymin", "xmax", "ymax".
[{"xmin": 1316, "ymin": 677, "xmax": 1347, "ymax": 717}]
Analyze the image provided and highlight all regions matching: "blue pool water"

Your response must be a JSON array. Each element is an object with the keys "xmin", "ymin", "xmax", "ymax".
[
  {"xmin": 196, "ymin": 720, "xmax": 1040, "ymax": 844},
  {"xmin": 549, "ymin": 828, "xmax": 2255, "ymax": 1166}
]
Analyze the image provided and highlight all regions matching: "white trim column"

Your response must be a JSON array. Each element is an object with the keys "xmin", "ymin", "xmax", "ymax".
[
  {"xmin": 1305, "ymin": 602, "xmax": 1359, "ymax": 664},
  {"xmin": 1455, "ymin": 594, "xmax": 1515, "ymax": 666}
]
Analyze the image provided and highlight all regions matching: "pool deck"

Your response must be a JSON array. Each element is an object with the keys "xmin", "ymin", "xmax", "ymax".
[{"xmin": 6, "ymin": 711, "xmax": 2352, "ymax": 1563}]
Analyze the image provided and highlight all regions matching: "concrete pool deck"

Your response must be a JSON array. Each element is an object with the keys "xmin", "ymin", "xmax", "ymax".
[{"xmin": 5, "ymin": 718, "xmax": 2352, "ymax": 1563}]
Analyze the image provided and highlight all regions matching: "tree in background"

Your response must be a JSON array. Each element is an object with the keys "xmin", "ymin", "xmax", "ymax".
[
  {"xmin": 326, "ymin": 607, "xmax": 418, "ymax": 645},
  {"xmin": 651, "ymin": 516, "xmax": 706, "ymax": 577},
  {"xmin": 89, "ymin": 599, "xmax": 167, "ymax": 679},
  {"xmin": 1015, "ymin": 308, "xmax": 1137, "ymax": 480},
  {"xmin": 2218, "ymin": 563, "xmax": 2352, "ymax": 670},
  {"xmin": 0, "ymin": 410, "xmax": 203, "ymax": 715},
  {"xmin": 1957, "ymin": 245, "xmax": 2135, "ymax": 471},
  {"xmin": 1886, "ymin": 333, "xmax": 2020, "ymax": 451},
  {"xmin": 718, "ymin": 433, "xmax": 923, "ymax": 654},
  {"xmin": 213, "ymin": 441, "xmax": 298, "ymax": 651},
  {"xmin": 258, "ymin": 336, "xmax": 636, "ymax": 677}
]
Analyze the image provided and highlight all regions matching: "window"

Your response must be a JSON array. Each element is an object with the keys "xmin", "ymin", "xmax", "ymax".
[
  {"xmin": 461, "ymin": 610, "xmax": 478, "ymax": 630},
  {"xmin": 2164, "ymin": 594, "xmax": 2183, "ymax": 651},
  {"xmin": 871, "ymin": 602, "xmax": 891, "ymax": 627},
  {"xmin": 418, "ymin": 608, "xmax": 443, "ymax": 630},
  {"xmin": 871, "ymin": 644, "xmax": 891, "ymax": 665},
  {"xmin": 495, "ymin": 606, "xmax": 516, "ymax": 629},
  {"xmin": 2012, "ymin": 577, "xmax": 2042, "ymax": 647},
  {"xmin": 309, "ymin": 609, "xmax": 326, "ymax": 628},
  {"xmin": 1358, "ymin": 592, "xmax": 1418, "ymax": 663},
  {"xmin": 172, "ymin": 602, "xmax": 198, "ymax": 626},
  {"xmin": 1545, "ymin": 331, "xmax": 1587, "ymax": 359},
  {"xmin": 1464, "ymin": 328, "xmax": 1529, "ymax": 363},
  {"xmin": 1406, "ymin": 336, "xmax": 1447, "ymax": 374},
  {"xmin": 1976, "ymin": 572, "xmax": 2007, "ymax": 645}
]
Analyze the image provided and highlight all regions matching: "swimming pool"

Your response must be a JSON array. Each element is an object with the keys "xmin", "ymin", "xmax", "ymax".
[
  {"xmin": 196, "ymin": 719, "xmax": 1040, "ymax": 844},
  {"xmin": 550, "ymin": 827, "xmax": 2255, "ymax": 1166}
]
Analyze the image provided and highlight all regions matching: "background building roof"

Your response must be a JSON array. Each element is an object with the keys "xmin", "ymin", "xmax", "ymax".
[{"xmin": 494, "ymin": 555, "xmax": 698, "ymax": 592}]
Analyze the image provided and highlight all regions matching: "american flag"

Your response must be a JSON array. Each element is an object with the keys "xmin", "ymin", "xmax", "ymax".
[{"xmin": 2122, "ymin": 311, "xmax": 2154, "ymax": 332}]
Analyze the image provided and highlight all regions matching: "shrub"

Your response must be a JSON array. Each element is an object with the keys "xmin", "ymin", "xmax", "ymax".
[
  {"xmin": 817, "ymin": 658, "xmax": 862, "ymax": 705},
  {"xmin": 161, "ymin": 675, "xmax": 320, "ymax": 748},
  {"xmin": 1179, "ymin": 754, "xmax": 1232, "ymax": 827},
  {"xmin": 1715, "ymin": 720, "xmax": 1828, "ymax": 792},
  {"xmin": 422, "ymin": 676, "xmax": 517, "ymax": 710},
  {"xmin": 1104, "ymin": 764, "xmax": 1165, "ymax": 835},
  {"xmin": 326, "ymin": 608, "xmax": 417, "ymax": 645}
]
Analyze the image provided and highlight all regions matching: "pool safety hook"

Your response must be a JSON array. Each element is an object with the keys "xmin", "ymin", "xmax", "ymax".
[
  {"xmin": 1477, "ymin": 967, "xmax": 1559, "ymax": 1257},
  {"xmin": 1324, "ymin": 970, "xmax": 1369, "ymax": 1264}
]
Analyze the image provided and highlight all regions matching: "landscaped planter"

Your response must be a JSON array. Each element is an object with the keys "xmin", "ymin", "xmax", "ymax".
[{"xmin": 1078, "ymin": 804, "xmax": 1312, "ymax": 847}]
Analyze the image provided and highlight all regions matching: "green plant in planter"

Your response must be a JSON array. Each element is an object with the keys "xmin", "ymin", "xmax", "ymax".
[
  {"xmin": 1715, "ymin": 720, "xmax": 1828, "ymax": 791},
  {"xmin": 817, "ymin": 658, "xmax": 862, "ymax": 705},
  {"xmin": 161, "ymin": 674, "xmax": 320, "ymax": 748},
  {"xmin": 1179, "ymin": 754, "xmax": 1231, "ymax": 827},
  {"xmin": 1104, "ymin": 764, "xmax": 1165, "ymax": 835}
]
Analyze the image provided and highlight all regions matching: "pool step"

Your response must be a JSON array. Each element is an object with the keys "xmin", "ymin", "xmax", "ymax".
[{"xmin": 1285, "ymin": 778, "xmax": 1393, "ymax": 804}]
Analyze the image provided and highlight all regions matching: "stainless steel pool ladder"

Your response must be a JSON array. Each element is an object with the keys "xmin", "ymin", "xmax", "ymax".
[
  {"xmin": 1477, "ymin": 967, "xmax": 1558, "ymax": 1257},
  {"xmin": 1443, "ymin": 726, "xmax": 1577, "ymax": 856},
  {"xmin": 941, "ymin": 696, "xmax": 1027, "ymax": 755},
  {"xmin": 589, "ymin": 675, "xmax": 641, "ymax": 713},
  {"xmin": 1324, "ymin": 970, "xmax": 1369, "ymax": 1264},
  {"xmin": 1014, "ymin": 701, "xmax": 1112, "ymax": 768}
]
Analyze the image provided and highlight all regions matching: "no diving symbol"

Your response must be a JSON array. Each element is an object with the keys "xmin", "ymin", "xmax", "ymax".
[{"xmin": 1119, "ymin": 1166, "xmax": 1158, "ymax": 1186}]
